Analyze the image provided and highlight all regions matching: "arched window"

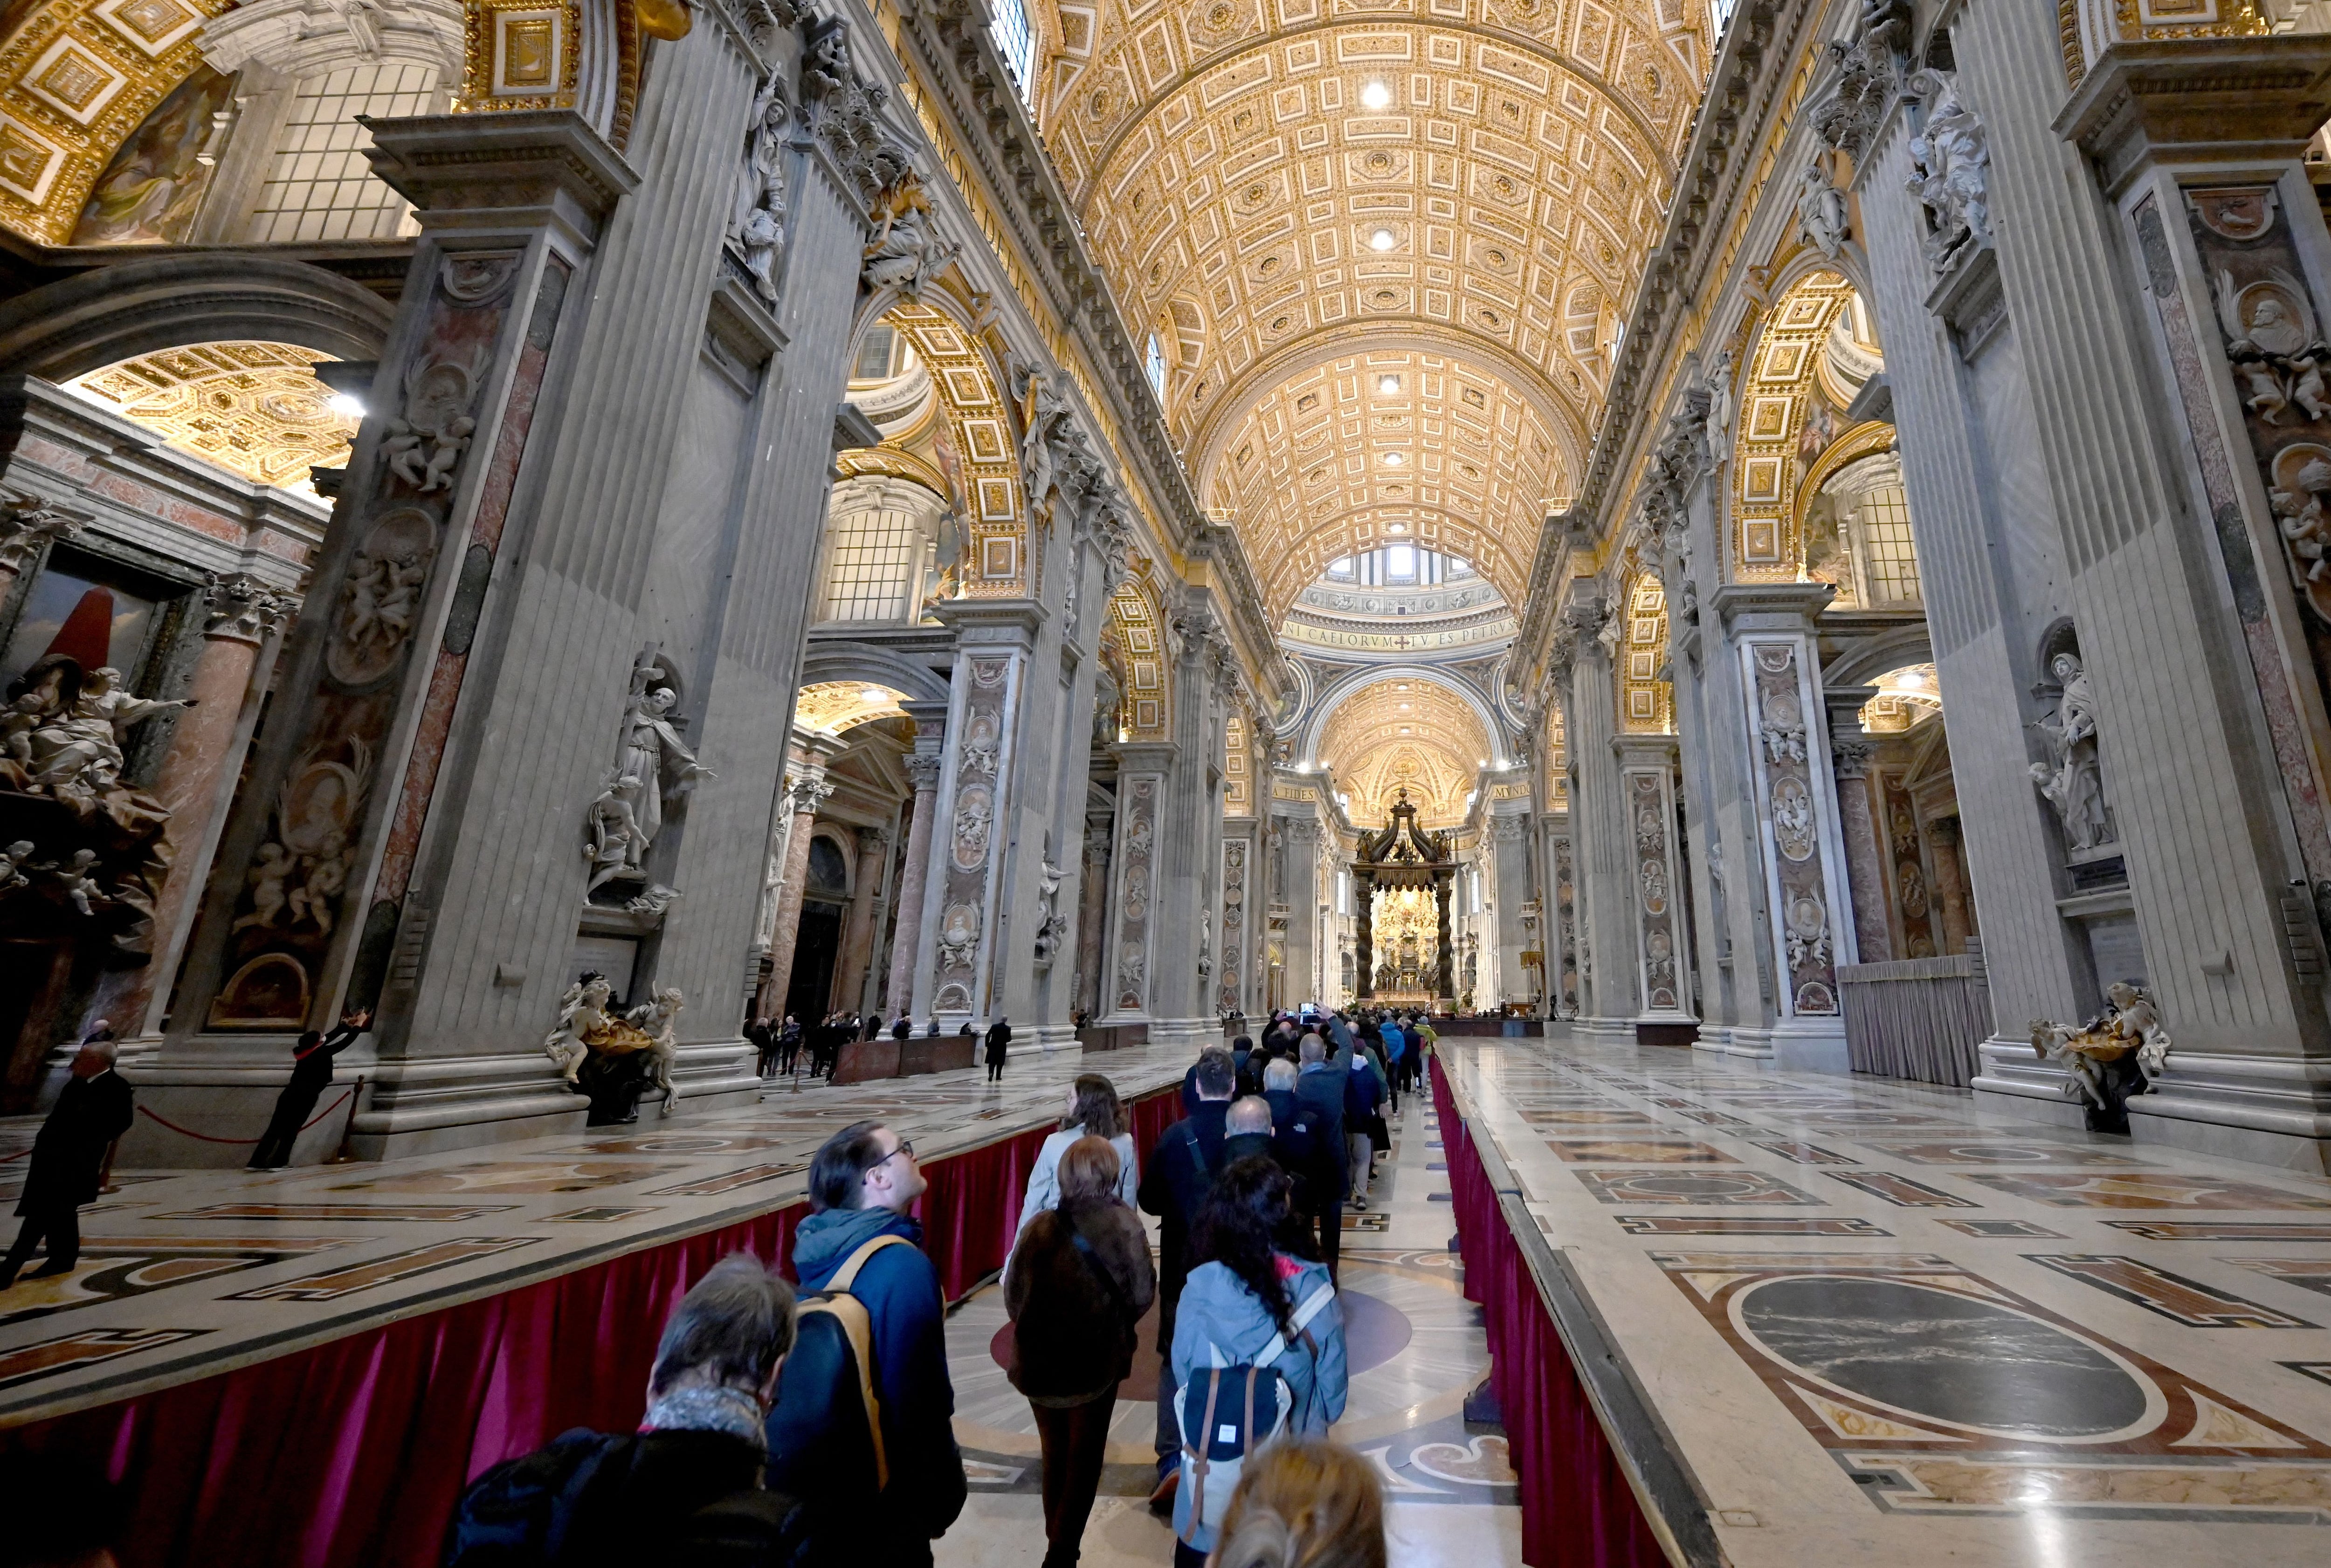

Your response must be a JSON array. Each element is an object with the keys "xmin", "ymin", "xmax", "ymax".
[
  {"xmin": 1145, "ymin": 333, "xmax": 1167, "ymax": 398},
  {"xmin": 992, "ymin": 0, "xmax": 1037, "ymax": 105},
  {"xmin": 816, "ymin": 477, "xmax": 948, "ymax": 625}
]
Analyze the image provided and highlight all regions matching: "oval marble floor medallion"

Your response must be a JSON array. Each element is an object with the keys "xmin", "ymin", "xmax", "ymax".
[{"xmin": 1731, "ymin": 1275, "xmax": 2161, "ymax": 1442}]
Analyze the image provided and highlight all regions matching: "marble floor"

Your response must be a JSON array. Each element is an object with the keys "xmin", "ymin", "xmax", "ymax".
[
  {"xmin": 0, "ymin": 1043, "xmax": 1197, "ymax": 1425},
  {"xmin": 937, "ymin": 1079, "xmax": 1524, "ymax": 1568},
  {"xmin": 1442, "ymin": 1030, "xmax": 2331, "ymax": 1567}
]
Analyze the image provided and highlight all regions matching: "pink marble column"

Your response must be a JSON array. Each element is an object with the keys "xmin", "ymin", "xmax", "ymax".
[
  {"xmin": 883, "ymin": 751, "xmax": 941, "ymax": 1019},
  {"xmin": 756, "ymin": 775, "xmax": 834, "ymax": 1022},
  {"xmin": 830, "ymin": 825, "xmax": 892, "ymax": 1014},
  {"xmin": 116, "ymin": 574, "xmax": 295, "ymax": 1038},
  {"xmin": 1830, "ymin": 742, "xmax": 1891, "ymax": 964}
]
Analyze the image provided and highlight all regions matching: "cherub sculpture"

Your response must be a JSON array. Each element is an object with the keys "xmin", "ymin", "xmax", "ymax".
[
  {"xmin": 49, "ymin": 848, "xmax": 104, "ymax": 916},
  {"xmin": 0, "ymin": 839, "xmax": 33, "ymax": 895},
  {"xmin": 2029, "ymin": 982, "xmax": 2170, "ymax": 1112},
  {"xmin": 545, "ymin": 972, "xmax": 620, "ymax": 1083},
  {"xmin": 627, "ymin": 987, "xmax": 686, "ymax": 1114}
]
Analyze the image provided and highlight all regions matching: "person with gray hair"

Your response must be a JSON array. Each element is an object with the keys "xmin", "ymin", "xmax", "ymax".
[
  {"xmin": 0, "ymin": 1026, "xmax": 131, "ymax": 1290},
  {"xmin": 446, "ymin": 1252, "xmax": 815, "ymax": 1566}
]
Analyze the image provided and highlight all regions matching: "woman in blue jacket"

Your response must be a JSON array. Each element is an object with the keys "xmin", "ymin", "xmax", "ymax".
[{"xmin": 1168, "ymin": 1157, "xmax": 1348, "ymax": 1565}]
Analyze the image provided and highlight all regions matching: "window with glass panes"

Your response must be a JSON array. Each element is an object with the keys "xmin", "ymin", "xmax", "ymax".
[
  {"xmin": 818, "ymin": 502, "xmax": 923, "ymax": 622},
  {"xmin": 246, "ymin": 64, "xmax": 437, "ymax": 242},
  {"xmin": 1857, "ymin": 486, "xmax": 1922, "ymax": 605}
]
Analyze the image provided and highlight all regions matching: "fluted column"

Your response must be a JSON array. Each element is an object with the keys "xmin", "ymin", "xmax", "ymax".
[
  {"xmin": 885, "ymin": 738, "xmax": 944, "ymax": 1020},
  {"xmin": 111, "ymin": 575, "xmax": 296, "ymax": 1042},
  {"xmin": 761, "ymin": 769, "xmax": 836, "ymax": 1022}
]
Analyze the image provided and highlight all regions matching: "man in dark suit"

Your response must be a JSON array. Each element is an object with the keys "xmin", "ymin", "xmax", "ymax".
[
  {"xmin": 1138, "ymin": 1046, "xmax": 1234, "ymax": 1512},
  {"xmin": 249, "ymin": 1010, "xmax": 367, "ymax": 1170},
  {"xmin": 1294, "ymin": 1031, "xmax": 1351, "ymax": 1283},
  {"xmin": 0, "ymin": 1034, "xmax": 133, "ymax": 1289}
]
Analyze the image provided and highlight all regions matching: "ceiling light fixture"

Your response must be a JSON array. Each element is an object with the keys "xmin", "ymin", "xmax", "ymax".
[
  {"xmin": 1360, "ymin": 80, "xmax": 1393, "ymax": 110},
  {"xmin": 1368, "ymin": 227, "xmax": 1397, "ymax": 252},
  {"xmin": 327, "ymin": 392, "xmax": 366, "ymax": 418},
  {"xmin": 861, "ymin": 687, "xmax": 890, "ymax": 703},
  {"xmin": 1378, "ymin": 373, "xmax": 1400, "ymax": 394},
  {"xmin": 1383, "ymin": 452, "xmax": 1404, "ymax": 466}
]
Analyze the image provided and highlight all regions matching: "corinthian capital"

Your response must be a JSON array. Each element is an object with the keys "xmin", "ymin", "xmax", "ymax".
[
  {"xmin": 0, "ymin": 489, "xmax": 91, "ymax": 573},
  {"xmin": 203, "ymin": 571, "xmax": 297, "ymax": 643}
]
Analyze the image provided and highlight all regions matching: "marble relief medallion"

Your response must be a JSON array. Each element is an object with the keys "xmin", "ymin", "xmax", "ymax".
[
  {"xmin": 1625, "ymin": 770, "xmax": 1682, "ymax": 1010},
  {"xmin": 1112, "ymin": 774, "xmax": 1157, "ymax": 1011},
  {"xmin": 1653, "ymin": 1250, "xmax": 2331, "ymax": 1520},
  {"xmin": 1962, "ymin": 1173, "xmax": 2331, "ymax": 1210},
  {"xmin": 935, "ymin": 657, "xmax": 1016, "ymax": 1015}
]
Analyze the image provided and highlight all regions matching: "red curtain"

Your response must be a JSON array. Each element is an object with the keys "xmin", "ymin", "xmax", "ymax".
[
  {"xmin": 3, "ymin": 1086, "xmax": 1176, "ymax": 1568},
  {"xmin": 1431, "ymin": 1057, "xmax": 1669, "ymax": 1568}
]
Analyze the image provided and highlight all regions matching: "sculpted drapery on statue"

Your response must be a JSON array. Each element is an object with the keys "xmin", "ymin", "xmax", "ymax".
[
  {"xmin": 585, "ymin": 649, "xmax": 714, "ymax": 900},
  {"xmin": 2029, "ymin": 650, "xmax": 2114, "ymax": 855}
]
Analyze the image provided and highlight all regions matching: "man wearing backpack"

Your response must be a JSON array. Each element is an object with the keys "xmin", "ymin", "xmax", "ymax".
[
  {"xmin": 770, "ymin": 1122, "xmax": 965, "ymax": 1566},
  {"xmin": 1139, "ymin": 1047, "xmax": 1235, "ymax": 1515},
  {"xmin": 445, "ymin": 1253, "xmax": 813, "ymax": 1567}
]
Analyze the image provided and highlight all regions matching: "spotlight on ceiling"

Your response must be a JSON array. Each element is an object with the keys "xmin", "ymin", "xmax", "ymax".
[
  {"xmin": 1360, "ymin": 80, "xmax": 1393, "ymax": 110},
  {"xmin": 1369, "ymin": 227, "xmax": 1397, "ymax": 252},
  {"xmin": 327, "ymin": 392, "xmax": 366, "ymax": 418},
  {"xmin": 1386, "ymin": 523, "xmax": 1407, "ymax": 533},
  {"xmin": 1377, "ymin": 373, "xmax": 1401, "ymax": 394},
  {"xmin": 861, "ymin": 687, "xmax": 890, "ymax": 703},
  {"xmin": 1382, "ymin": 452, "xmax": 1404, "ymax": 466}
]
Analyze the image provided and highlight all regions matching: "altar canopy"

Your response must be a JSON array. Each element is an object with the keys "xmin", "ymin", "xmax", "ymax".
[{"xmin": 1352, "ymin": 791, "xmax": 1455, "ymax": 1005}]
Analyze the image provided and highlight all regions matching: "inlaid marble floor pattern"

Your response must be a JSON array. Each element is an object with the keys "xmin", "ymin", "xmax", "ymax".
[
  {"xmin": 0, "ymin": 1044, "xmax": 1195, "ymax": 1424},
  {"xmin": 937, "ymin": 1081, "xmax": 1524, "ymax": 1568},
  {"xmin": 1447, "ymin": 1032, "xmax": 2331, "ymax": 1568}
]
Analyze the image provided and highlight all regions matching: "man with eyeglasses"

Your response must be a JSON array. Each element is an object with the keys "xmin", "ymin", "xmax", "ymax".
[{"xmin": 787, "ymin": 1121, "xmax": 964, "ymax": 1564}]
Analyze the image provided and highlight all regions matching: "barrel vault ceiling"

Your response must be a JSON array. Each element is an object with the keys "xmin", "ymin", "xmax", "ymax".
[{"xmin": 1039, "ymin": 0, "xmax": 1714, "ymax": 618}]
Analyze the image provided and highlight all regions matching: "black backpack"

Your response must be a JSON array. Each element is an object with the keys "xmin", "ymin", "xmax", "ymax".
[{"xmin": 763, "ymin": 1236, "xmax": 910, "ymax": 1516}]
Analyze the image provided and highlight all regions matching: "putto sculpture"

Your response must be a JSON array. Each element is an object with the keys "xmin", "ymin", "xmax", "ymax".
[
  {"xmin": 545, "ymin": 972, "xmax": 686, "ymax": 1123},
  {"xmin": 2029, "ymin": 982, "xmax": 2171, "ymax": 1134}
]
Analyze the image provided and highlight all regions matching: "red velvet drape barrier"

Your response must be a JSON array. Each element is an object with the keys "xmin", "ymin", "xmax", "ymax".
[
  {"xmin": 2, "ymin": 1085, "xmax": 1178, "ymax": 1568},
  {"xmin": 1431, "ymin": 1056, "xmax": 1669, "ymax": 1568}
]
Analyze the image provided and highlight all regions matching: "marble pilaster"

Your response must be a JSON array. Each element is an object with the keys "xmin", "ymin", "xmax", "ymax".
[
  {"xmin": 1566, "ymin": 608, "xmax": 1638, "ymax": 1033},
  {"xmin": 1615, "ymin": 737, "xmax": 1694, "ymax": 1036},
  {"xmin": 884, "ymin": 708, "xmax": 945, "ymax": 1020},
  {"xmin": 1826, "ymin": 684, "xmax": 1890, "ymax": 966},
  {"xmin": 761, "ymin": 762, "xmax": 839, "ymax": 1023},
  {"xmin": 1101, "ymin": 740, "xmax": 1173, "ymax": 1023},
  {"xmin": 1717, "ymin": 584, "xmax": 1855, "ymax": 1074},
  {"xmin": 831, "ymin": 825, "xmax": 892, "ymax": 1015},
  {"xmin": 1490, "ymin": 807, "xmax": 1534, "ymax": 1008}
]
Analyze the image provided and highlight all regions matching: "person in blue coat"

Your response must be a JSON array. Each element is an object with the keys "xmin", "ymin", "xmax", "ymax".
[
  {"xmin": 1169, "ymin": 1156, "xmax": 1347, "ymax": 1567},
  {"xmin": 788, "ymin": 1121, "xmax": 966, "ymax": 1565}
]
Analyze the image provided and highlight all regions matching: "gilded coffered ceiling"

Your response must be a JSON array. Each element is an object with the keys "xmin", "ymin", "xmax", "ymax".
[
  {"xmin": 1037, "ymin": 0, "xmax": 1710, "ymax": 623},
  {"xmin": 0, "ymin": 0, "xmax": 228, "ymax": 243},
  {"xmin": 66, "ymin": 339, "xmax": 357, "ymax": 491},
  {"xmin": 1317, "ymin": 675, "xmax": 1491, "ymax": 826},
  {"xmin": 1205, "ymin": 346, "xmax": 1565, "ymax": 612}
]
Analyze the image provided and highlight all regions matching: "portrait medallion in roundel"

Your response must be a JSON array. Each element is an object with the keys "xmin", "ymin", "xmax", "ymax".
[
  {"xmin": 1772, "ymin": 776, "xmax": 1816, "ymax": 861},
  {"xmin": 951, "ymin": 783, "xmax": 993, "ymax": 870}
]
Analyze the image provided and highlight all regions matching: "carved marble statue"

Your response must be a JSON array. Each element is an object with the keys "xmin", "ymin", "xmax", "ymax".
[
  {"xmin": 2214, "ymin": 269, "xmax": 2331, "ymax": 426},
  {"xmin": 0, "ymin": 839, "xmax": 31, "ymax": 895},
  {"xmin": 862, "ymin": 172, "xmax": 958, "ymax": 299},
  {"xmin": 1702, "ymin": 347, "xmax": 1735, "ymax": 445},
  {"xmin": 2029, "ymin": 981, "xmax": 2171, "ymax": 1113},
  {"xmin": 382, "ymin": 353, "xmax": 485, "ymax": 492},
  {"xmin": 2028, "ymin": 651, "xmax": 2112, "ymax": 853},
  {"xmin": 1904, "ymin": 71, "xmax": 1991, "ymax": 273},
  {"xmin": 544, "ymin": 972, "xmax": 650, "ymax": 1084},
  {"xmin": 731, "ymin": 74, "xmax": 790, "ymax": 303},
  {"xmin": 1092, "ymin": 662, "xmax": 1123, "ymax": 746},
  {"xmin": 1797, "ymin": 159, "xmax": 1849, "ymax": 258},
  {"xmin": 1033, "ymin": 855, "xmax": 1069, "ymax": 967},
  {"xmin": 627, "ymin": 986, "xmax": 686, "ymax": 1114},
  {"xmin": 1196, "ymin": 909, "xmax": 1212, "ymax": 978},
  {"xmin": 584, "ymin": 652, "xmax": 713, "ymax": 897},
  {"xmin": 24, "ymin": 664, "xmax": 189, "ymax": 797}
]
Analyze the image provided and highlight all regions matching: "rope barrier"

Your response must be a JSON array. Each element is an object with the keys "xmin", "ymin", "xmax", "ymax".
[{"xmin": 134, "ymin": 1087, "xmax": 358, "ymax": 1146}]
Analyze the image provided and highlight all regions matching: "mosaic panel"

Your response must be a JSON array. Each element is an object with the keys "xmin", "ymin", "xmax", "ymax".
[
  {"xmin": 150, "ymin": 1202, "xmax": 522, "ymax": 1222},
  {"xmin": 2220, "ymin": 1258, "xmax": 2331, "ymax": 1301},
  {"xmin": 2024, "ymin": 1255, "xmax": 2315, "ymax": 1329},
  {"xmin": 224, "ymin": 1237, "xmax": 539, "ymax": 1301},
  {"xmin": 1572, "ymin": 1170, "xmax": 1821, "ymax": 1207},
  {"xmin": 1750, "ymin": 1141, "xmax": 1857, "ymax": 1165},
  {"xmin": 1610, "ymin": 1216, "xmax": 1892, "ymax": 1237},
  {"xmin": 1651, "ymin": 1250, "xmax": 2331, "ymax": 1520},
  {"xmin": 1823, "ymin": 1171, "xmax": 1976, "ymax": 1209},
  {"xmin": 1961, "ymin": 1174, "xmax": 2331, "ymax": 1210},
  {"xmin": 2106, "ymin": 1221, "xmax": 2331, "ymax": 1242},
  {"xmin": 0, "ymin": 1238, "xmax": 350, "ymax": 1326},
  {"xmin": 1541, "ymin": 1139, "xmax": 1739, "ymax": 1165},
  {"xmin": 0, "ymin": 1327, "xmax": 208, "ymax": 1392},
  {"xmin": 1876, "ymin": 1142, "xmax": 2148, "ymax": 1169},
  {"xmin": 1932, "ymin": 1220, "xmax": 2067, "ymax": 1240},
  {"xmin": 324, "ymin": 1161, "xmax": 679, "ymax": 1194}
]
